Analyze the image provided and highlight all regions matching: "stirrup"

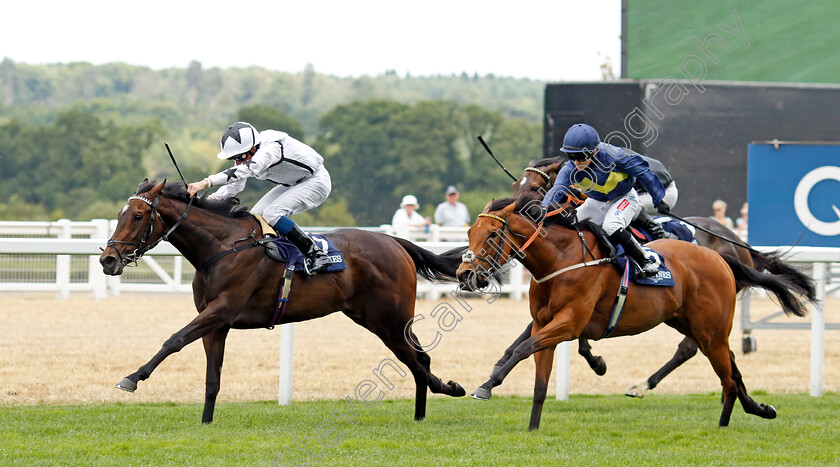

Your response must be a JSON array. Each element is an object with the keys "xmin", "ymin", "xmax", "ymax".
[
  {"xmin": 634, "ymin": 261, "xmax": 659, "ymax": 279},
  {"xmin": 303, "ymin": 251, "xmax": 330, "ymax": 276}
]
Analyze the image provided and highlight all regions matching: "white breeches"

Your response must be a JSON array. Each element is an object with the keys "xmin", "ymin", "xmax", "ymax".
[
  {"xmin": 251, "ymin": 167, "xmax": 332, "ymax": 224},
  {"xmin": 638, "ymin": 181, "xmax": 678, "ymax": 214},
  {"xmin": 575, "ymin": 189, "xmax": 642, "ymax": 236}
]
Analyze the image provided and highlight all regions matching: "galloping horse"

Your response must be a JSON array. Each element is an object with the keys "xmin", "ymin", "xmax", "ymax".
[
  {"xmin": 510, "ymin": 158, "xmax": 813, "ymax": 397},
  {"xmin": 100, "ymin": 180, "xmax": 466, "ymax": 424},
  {"xmin": 457, "ymin": 198, "xmax": 814, "ymax": 430}
]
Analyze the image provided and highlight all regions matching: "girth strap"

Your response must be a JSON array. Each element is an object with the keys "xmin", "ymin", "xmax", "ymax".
[
  {"xmin": 601, "ymin": 257, "xmax": 631, "ymax": 338},
  {"xmin": 268, "ymin": 265, "xmax": 296, "ymax": 329}
]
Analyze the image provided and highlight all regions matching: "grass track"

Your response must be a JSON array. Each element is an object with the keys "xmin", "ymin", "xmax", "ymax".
[{"xmin": 2, "ymin": 393, "xmax": 839, "ymax": 465}]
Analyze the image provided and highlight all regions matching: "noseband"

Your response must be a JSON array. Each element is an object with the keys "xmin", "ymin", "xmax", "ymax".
[{"xmin": 103, "ymin": 193, "xmax": 193, "ymax": 267}]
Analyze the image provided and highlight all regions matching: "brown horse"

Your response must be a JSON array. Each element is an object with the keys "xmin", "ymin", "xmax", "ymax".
[
  {"xmin": 510, "ymin": 158, "xmax": 812, "ymax": 397},
  {"xmin": 99, "ymin": 180, "xmax": 466, "ymax": 424},
  {"xmin": 457, "ymin": 198, "xmax": 814, "ymax": 430}
]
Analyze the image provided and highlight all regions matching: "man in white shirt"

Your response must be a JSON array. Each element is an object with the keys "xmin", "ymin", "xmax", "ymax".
[
  {"xmin": 391, "ymin": 195, "xmax": 430, "ymax": 226},
  {"xmin": 434, "ymin": 186, "xmax": 470, "ymax": 227}
]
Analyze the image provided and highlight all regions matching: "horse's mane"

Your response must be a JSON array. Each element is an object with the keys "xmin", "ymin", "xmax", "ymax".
[
  {"xmin": 528, "ymin": 156, "xmax": 565, "ymax": 168},
  {"xmin": 486, "ymin": 197, "xmax": 578, "ymax": 230},
  {"xmin": 136, "ymin": 179, "xmax": 252, "ymax": 218}
]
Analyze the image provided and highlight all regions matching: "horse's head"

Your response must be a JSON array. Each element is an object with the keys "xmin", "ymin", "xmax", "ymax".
[
  {"xmin": 512, "ymin": 160, "xmax": 563, "ymax": 205},
  {"xmin": 457, "ymin": 198, "xmax": 544, "ymax": 291},
  {"xmin": 100, "ymin": 179, "xmax": 168, "ymax": 275}
]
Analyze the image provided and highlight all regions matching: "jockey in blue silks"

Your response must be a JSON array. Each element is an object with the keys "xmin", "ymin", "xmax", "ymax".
[{"xmin": 542, "ymin": 123, "xmax": 670, "ymax": 278}]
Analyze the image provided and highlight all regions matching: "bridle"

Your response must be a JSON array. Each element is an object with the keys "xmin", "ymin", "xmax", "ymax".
[{"xmin": 103, "ymin": 193, "xmax": 193, "ymax": 267}]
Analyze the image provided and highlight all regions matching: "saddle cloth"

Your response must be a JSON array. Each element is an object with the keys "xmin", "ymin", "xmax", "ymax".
[
  {"xmin": 630, "ymin": 216, "xmax": 697, "ymax": 244},
  {"xmin": 613, "ymin": 245, "xmax": 675, "ymax": 286},
  {"xmin": 266, "ymin": 234, "xmax": 347, "ymax": 273}
]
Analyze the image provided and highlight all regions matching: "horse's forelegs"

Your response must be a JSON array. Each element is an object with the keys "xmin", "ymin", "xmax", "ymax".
[
  {"xmin": 578, "ymin": 338, "xmax": 607, "ymax": 376},
  {"xmin": 472, "ymin": 312, "xmax": 575, "ymax": 405},
  {"xmin": 490, "ymin": 321, "xmax": 533, "ymax": 376},
  {"xmin": 529, "ymin": 348, "xmax": 555, "ymax": 431},
  {"xmin": 115, "ymin": 305, "xmax": 229, "ymax": 394},
  {"xmin": 626, "ymin": 336, "xmax": 698, "ymax": 398},
  {"xmin": 201, "ymin": 328, "xmax": 230, "ymax": 424}
]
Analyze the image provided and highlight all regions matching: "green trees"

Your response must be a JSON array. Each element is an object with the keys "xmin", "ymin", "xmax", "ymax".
[{"xmin": 316, "ymin": 100, "xmax": 541, "ymax": 225}]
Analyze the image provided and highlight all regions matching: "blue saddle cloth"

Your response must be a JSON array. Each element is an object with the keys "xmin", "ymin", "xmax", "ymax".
[
  {"xmin": 269, "ymin": 234, "xmax": 347, "ymax": 273},
  {"xmin": 632, "ymin": 216, "xmax": 697, "ymax": 243},
  {"xmin": 613, "ymin": 245, "xmax": 675, "ymax": 286}
]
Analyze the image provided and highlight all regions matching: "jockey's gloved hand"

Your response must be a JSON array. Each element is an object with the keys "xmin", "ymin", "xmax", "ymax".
[{"xmin": 656, "ymin": 201, "xmax": 671, "ymax": 215}]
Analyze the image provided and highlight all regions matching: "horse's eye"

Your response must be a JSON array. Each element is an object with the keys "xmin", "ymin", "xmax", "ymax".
[
  {"xmin": 488, "ymin": 231, "xmax": 498, "ymax": 239},
  {"xmin": 133, "ymin": 213, "xmax": 144, "ymax": 221},
  {"xmin": 531, "ymin": 186, "xmax": 541, "ymax": 192}
]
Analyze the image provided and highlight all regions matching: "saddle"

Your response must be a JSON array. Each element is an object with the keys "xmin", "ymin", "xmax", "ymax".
[
  {"xmin": 581, "ymin": 220, "xmax": 674, "ymax": 286},
  {"xmin": 250, "ymin": 215, "xmax": 346, "ymax": 273}
]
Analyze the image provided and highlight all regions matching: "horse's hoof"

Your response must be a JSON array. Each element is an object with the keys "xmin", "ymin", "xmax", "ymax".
[
  {"xmin": 624, "ymin": 380, "xmax": 649, "ymax": 398},
  {"xmin": 470, "ymin": 387, "xmax": 492, "ymax": 401},
  {"xmin": 115, "ymin": 378, "xmax": 137, "ymax": 392},
  {"xmin": 414, "ymin": 416, "xmax": 425, "ymax": 422},
  {"xmin": 762, "ymin": 403, "xmax": 777, "ymax": 419},
  {"xmin": 449, "ymin": 381, "xmax": 467, "ymax": 397},
  {"xmin": 593, "ymin": 358, "xmax": 607, "ymax": 376}
]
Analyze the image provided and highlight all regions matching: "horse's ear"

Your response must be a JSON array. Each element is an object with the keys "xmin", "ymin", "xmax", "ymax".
[
  {"xmin": 482, "ymin": 199, "xmax": 495, "ymax": 213},
  {"xmin": 150, "ymin": 180, "xmax": 166, "ymax": 196}
]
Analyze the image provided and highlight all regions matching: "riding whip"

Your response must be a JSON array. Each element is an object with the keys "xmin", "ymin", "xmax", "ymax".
[
  {"xmin": 661, "ymin": 209, "xmax": 759, "ymax": 254},
  {"xmin": 477, "ymin": 136, "xmax": 517, "ymax": 182},
  {"xmin": 164, "ymin": 142, "xmax": 189, "ymax": 189}
]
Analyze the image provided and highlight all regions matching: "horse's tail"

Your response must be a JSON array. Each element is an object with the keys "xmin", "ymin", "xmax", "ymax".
[
  {"xmin": 749, "ymin": 249, "xmax": 816, "ymax": 300},
  {"xmin": 721, "ymin": 254, "xmax": 815, "ymax": 317},
  {"xmin": 392, "ymin": 237, "xmax": 463, "ymax": 282}
]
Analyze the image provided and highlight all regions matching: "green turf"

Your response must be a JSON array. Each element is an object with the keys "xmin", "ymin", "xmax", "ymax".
[{"xmin": 1, "ymin": 394, "xmax": 838, "ymax": 465}]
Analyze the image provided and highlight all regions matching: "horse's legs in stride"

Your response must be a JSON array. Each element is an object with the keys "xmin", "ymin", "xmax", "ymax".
[
  {"xmin": 626, "ymin": 336, "xmax": 698, "ymax": 398},
  {"xmin": 201, "ymin": 327, "xmax": 230, "ymax": 424},
  {"xmin": 472, "ymin": 311, "xmax": 574, "ymax": 408},
  {"xmin": 729, "ymin": 351, "xmax": 777, "ymax": 419},
  {"xmin": 490, "ymin": 321, "xmax": 533, "ymax": 376},
  {"xmin": 115, "ymin": 304, "xmax": 228, "ymax": 393},
  {"xmin": 696, "ymin": 341, "xmax": 738, "ymax": 426},
  {"xmin": 529, "ymin": 348, "xmax": 556, "ymax": 431},
  {"xmin": 577, "ymin": 338, "xmax": 607, "ymax": 376}
]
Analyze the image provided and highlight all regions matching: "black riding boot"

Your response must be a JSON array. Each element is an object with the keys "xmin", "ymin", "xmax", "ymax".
[
  {"xmin": 609, "ymin": 228, "xmax": 660, "ymax": 279},
  {"xmin": 633, "ymin": 209, "xmax": 676, "ymax": 240},
  {"xmin": 284, "ymin": 224, "xmax": 331, "ymax": 275}
]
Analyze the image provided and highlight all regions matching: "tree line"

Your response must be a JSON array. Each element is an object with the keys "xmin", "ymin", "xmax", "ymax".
[{"xmin": 0, "ymin": 101, "xmax": 541, "ymax": 225}]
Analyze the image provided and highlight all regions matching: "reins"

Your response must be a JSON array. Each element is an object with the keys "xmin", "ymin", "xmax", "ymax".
[{"xmin": 468, "ymin": 205, "xmax": 613, "ymax": 283}]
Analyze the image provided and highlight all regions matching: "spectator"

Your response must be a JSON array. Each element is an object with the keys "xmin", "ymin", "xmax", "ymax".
[
  {"xmin": 391, "ymin": 195, "xmax": 431, "ymax": 227},
  {"xmin": 711, "ymin": 199, "xmax": 735, "ymax": 230},
  {"xmin": 434, "ymin": 185, "xmax": 471, "ymax": 227},
  {"xmin": 735, "ymin": 202, "xmax": 749, "ymax": 240}
]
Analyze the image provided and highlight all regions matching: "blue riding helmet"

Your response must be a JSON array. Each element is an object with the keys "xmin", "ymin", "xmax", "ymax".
[{"xmin": 561, "ymin": 123, "xmax": 600, "ymax": 153}]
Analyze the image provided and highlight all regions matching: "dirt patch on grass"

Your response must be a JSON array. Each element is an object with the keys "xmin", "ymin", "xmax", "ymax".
[{"xmin": 0, "ymin": 292, "xmax": 837, "ymax": 405}]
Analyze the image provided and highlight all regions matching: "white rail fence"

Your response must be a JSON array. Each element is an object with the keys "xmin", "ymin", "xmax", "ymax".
[
  {"xmin": 2, "ymin": 220, "xmax": 834, "ymax": 401},
  {"xmin": 0, "ymin": 220, "xmax": 528, "ymax": 301}
]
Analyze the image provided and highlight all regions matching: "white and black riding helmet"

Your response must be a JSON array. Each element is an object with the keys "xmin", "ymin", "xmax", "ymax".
[{"xmin": 217, "ymin": 122, "xmax": 261, "ymax": 160}]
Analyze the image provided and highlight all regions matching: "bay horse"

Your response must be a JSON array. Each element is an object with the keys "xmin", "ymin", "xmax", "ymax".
[
  {"xmin": 510, "ymin": 158, "xmax": 812, "ymax": 397},
  {"xmin": 457, "ymin": 198, "xmax": 814, "ymax": 430},
  {"xmin": 99, "ymin": 179, "xmax": 466, "ymax": 424}
]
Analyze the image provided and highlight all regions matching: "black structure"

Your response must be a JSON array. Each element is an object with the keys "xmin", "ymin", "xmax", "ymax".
[{"xmin": 544, "ymin": 80, "xmax": 840, "ymax": 217}]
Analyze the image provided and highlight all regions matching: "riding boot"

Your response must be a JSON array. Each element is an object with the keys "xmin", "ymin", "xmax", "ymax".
[
  {"xmin": 609, "ymin": 228, "xmax": 660, "ymax": 279},
  {"xmin": 282, "ymin": 223, "xmax": 331, "ymax": 276},
  {"xmin": 634, "ymin": 209, "xmax": 676, "ymax": 240}
]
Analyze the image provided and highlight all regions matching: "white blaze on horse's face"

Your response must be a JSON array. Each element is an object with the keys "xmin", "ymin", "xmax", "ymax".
[
  {"xmin": 120, "ymin": 204, "xmax": 129, "ymax": 216},
  {"xmin": 519, "ymin": 178, "xmax": 527, "ymax": 187}
]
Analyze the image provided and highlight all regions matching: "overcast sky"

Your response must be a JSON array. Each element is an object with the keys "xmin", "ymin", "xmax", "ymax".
[{"xmin": 1, "ymin": 0, "xmax": 621, "ymax": 82}]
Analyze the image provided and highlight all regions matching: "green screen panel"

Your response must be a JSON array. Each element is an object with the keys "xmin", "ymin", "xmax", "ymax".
[{"xmin": 625, "ymin": 0, "xmax": 840, "ymax": 84}]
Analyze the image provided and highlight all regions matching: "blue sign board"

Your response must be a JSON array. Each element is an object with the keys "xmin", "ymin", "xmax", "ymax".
[{"xmin": 748, "ymin": 143, "xmax": 840, "ymax": 246}]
